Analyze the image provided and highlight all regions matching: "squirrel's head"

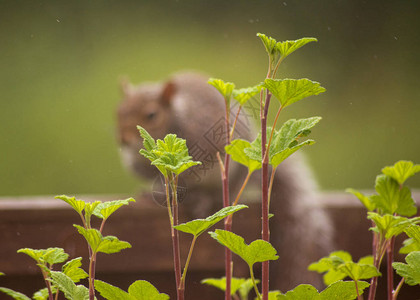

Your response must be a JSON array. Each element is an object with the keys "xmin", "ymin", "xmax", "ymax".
[
  {"xmin": 117, "ymin": 78, "xmax": 177, "ymax": 178},
  {"xmin": 117, "ymin": 78, "xmax": 176, "ymax": 147}
]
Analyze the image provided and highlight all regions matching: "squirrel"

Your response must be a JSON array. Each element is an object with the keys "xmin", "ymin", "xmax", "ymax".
[{"xmin": 116, "ymin": 71, "xmax": 334, "ymax": 291}]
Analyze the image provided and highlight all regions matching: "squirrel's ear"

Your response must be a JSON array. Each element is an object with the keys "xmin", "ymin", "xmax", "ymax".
[
  {"xmin": 120, "ymin": 77, "xmax": 133, "ymax": 96},
  {"xmin": 161, "ymin": 81, "xmax": 176, "ymax": 106}
]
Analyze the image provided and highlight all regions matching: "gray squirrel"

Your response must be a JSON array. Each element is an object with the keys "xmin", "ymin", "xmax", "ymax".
[{"xmin": 117, "ymin": 71, "xmax": 334, "ymax": 291}]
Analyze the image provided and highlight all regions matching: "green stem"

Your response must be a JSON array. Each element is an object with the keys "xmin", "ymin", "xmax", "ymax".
[
  {"xmin": 267, "ymin": 166, "xmax": 277, "ymax": 210},
  {"xmin": 229, "ymin": 105, "xmax": 243, "ymax": 141},
  {"xmin": 392, "ymin": 277, "xmax": 404, "ymax": 300},
  {"xmin": 354, "ymin": 280, "xmax": 361, "ymax": 300},
  {"xmin": 179, "ymin": 235, "xmax": 198, "ymax": 291},
  {"xmin": 165, "ymin": 176, "xmax": 174, "ymax": 227},
  {"xmin": 169, "ymin": 175, "xmax": 182, "ymax": 300},
  {"xmin": 249, "ymin": 265, "xmax": 261, "ymax": 300}
]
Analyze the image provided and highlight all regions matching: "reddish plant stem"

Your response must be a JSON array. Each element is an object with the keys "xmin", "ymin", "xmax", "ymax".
[
  {"xmin": 88, "ymin": 252, "xmax": 97, "ymax": 300},
  {"xmin": 261, "ymin": 92, "xmax": 272, "ymax": 300},
  {"xmin": 387, "ymin": 236, "xmax": 396, "ymax": 300},
  {"xmin": 223, "ymin": 99, "xmax": 232, "ymax": 300},
  {"xmin": 368, "ymin": 225, "xmax": 379, "ymax": 300}
]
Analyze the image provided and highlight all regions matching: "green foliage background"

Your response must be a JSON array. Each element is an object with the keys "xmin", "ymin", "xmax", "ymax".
[{"xmin": 1, "ymin": 0, "xmax": 419, "ymax": 196}]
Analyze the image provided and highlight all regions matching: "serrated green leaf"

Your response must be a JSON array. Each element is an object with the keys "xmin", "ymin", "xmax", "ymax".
[
  {"xmin": 278, "ymin": 281, "xmax": 369, "ymax": 300},
  {"xmin": 208, "ymin": 78, "xmax": 235, "ymax": 103},
  {"xmin": 95, "ymin": 279, "xmax": 169, "ymax": 300},
  {"xmin": 400, "ymin": 237, "xmax": 420, "ymax": 254},
  {"xmin": 263, "ymin": 79, "xmax": 325, "ymax": 109},
  {"xmin": 368, "ymin": 212, "xmax": 415, "ymax": 239},
  {"xmin": 276, "ymin": 37, "xmax": 318, "ymax": 58},
  {"xmin": 32, "ymin": 288, "xmax": 50, "ymax": 300},
  {"xmin": 55, "ymin": 195, "xmax": 86, "ymax": 215},
  {"xmin": 372, "ymin": 174, "xmax": 417, "ymax": 216},
  {"xmin": 0, "ymin": 288, "xmax": 31, "ymax": 300},
  {"xmin": 269, "ymin": 117, "xmax": 320, "ymax": 167},
  {"xmin": 201, "ymin": 277, "xmax": 257, "ymax": 298},
  {"xmin": 346, "ymin": 189, "xmax": 376, "ymax": 211},
  {"xmin": 140, "ymin": 133, "xmax": 201, "ymax": 176},
  {"xmin": 225, "ymin": 140, "xmax": 262, "ymax": 173},
  {"xmin": 239, "ymin": 279, "xmax": 258, "ymax": 300},
  {"xmin": 74, "ymin": 225, "xmax": 131, "ymax": 254},
  {"xmin": 62, "ymin": 257, "xmax": 88, "ymax": 283},
  {"xmin": 43, "ymin": 247, "xmax": 68, "ymax": 265},
  {"xmin": 137, "ymin": 125, "xmax": 156, "ymax": 152},
  {"xmin": 382, "ymin": 160, "xmax": 420, "ymax": 185},
  {"xmin": 308, "ymin": 251, "xmax": 352, "ymax": 285},
  {"xmin": 405, "ymin": 225, "xmax": 420, "ymax": 245},
  {"xmin": 265, "ymin": 291, "xmax": 281, "ymax": 300},
  {"xmin": 393, "ymin": 251, "xmax": 420, "ymax": 285},
  {"xmin": 277, "ymin": 284, "xmax": 319, "ymax": 300},
  {"xmin": 256, "ymin": 33, "xmax": 278, "ymax": 56},
  {"xmin": 50, "ymin": 272, "xmax": 89, "ymax": 300},
  {"xmin": 84, "ymin": 201, "xmax": 101, "ymax": 225},
  {"xmin": 93, "ymin": 198, "xmax": 135, "ymax": 220},
  {"xmin": 128, "ymin": 280, "xmax": 169, "ymax": 300},
  {"xmin": 17, "ymin": 247, "xmax": 68, "ymax": 266},
  {"xmin": 232, "ymin": 85, "xmax": 262, "ymax": 106},
  {"xmin": 97, "ymin": 236, "xmax": 132, "ymax": 254},
  {"xmin": 319, "ymin": 280, "xmax": 370, "ymax": 300},
  {"xmin": 309, "ymin": 251, "xmax": 379, "ymax": 285},
  {"xmin": 174, "ymin": 205, "xmax": 248, "ymax": 237},
  {"xmin": 209, "ymin": 230, "xmax": 278, "ymax": 267},
  {"xmin": 94, "ymin": 280, "xmax": 130, "ymax": 299},
  {"xmin": 17, "ymin": 248, "xmax": 44, "ymax": 263}
]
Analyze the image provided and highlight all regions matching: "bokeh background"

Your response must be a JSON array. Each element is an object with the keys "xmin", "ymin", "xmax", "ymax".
[{"xmin": 1, "ymin": 0, "xmax": 419, "ymax": 197}]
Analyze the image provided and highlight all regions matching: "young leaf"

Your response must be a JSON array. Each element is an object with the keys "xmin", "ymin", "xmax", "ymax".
[
  {"xmin": 277, "ymin": 284, "xmax": 319, "ymax": 300},
  {"xmin": 55, "ymin": 195, "xmax": 86, "ymax": 215},
  {"xmin": 263, "ymin": 78, "xmax": 325, "ymax": 109},
  {"xmin": 32, "ymin": 288, "xmax": 50, "ymax": 300},
  {"xmin": 392, "ymin": 251, "xmax": 420, "ymax": 285},
  {"xmin": 50, "ymin": 272, "xmax": 89, "ymax": 300},
  {"xmin": 319, "ymin": 280, "xmax": 370, "ymax": 300},
  {"xmin": 371, "ymin": 174, "xmax": 417, "ymax": 216},
  {"xmin": 276, "ymin": 37, "xmax": 318, "ymax": 59},
  {"xmin": 269, "ymin": 117, "xmax": 321, "ymax": 167},
  {"xmin": 368, "ymin": 212, "xmax": 417, "ymax": 239},
  {"xmin": 145, "ymin": 133, "xmax": 201, "ymax": 176},
  {"xmin": 62, "ymin": 257, "xmax": 88, "ymax": 283},
  {"xmin": 256, "ymin": 33, "xmax": 278, "ymax": 56},
  {"xmin": 0, "ymin": 288, "xmax": 31, "ymax": 300},
  {"xmin": 95, "ymin": 279, "xmax": 169, "ymax": 300},
  {"xmin": 232, "ymin": 85, "xmax": 262, "ymax": 106},
  {"xmin": 400, "ymin": 237, "xmax": 420, "ymax": 254},
  {"xmin": 209, "ymin": 229, "xmax": 278, "ymax": 267},
  {"xmin": 405, "ymin": 225, "xmax": 420, "ymax": 246},
  {"xmin": 225, "ymin": 139, "xmax": 262, "ymax": 173},
  {"xmin": 43, "ymin": 247, "xmax": 69, "ymax": 265},
  {"xmin": 17, "ymin": 247, "xmax": 68, "ymax": 266},
  {"xmin": 201, "ymin": 277, "xmax": 257, "ymax": 298},
  {"xmin": 346, "ymin": 189, "xmax": 376, "ymax": 211},
  {"xmin": 137, "ymin": 125, "xmax": 156, "ymax": 152},
  {"xmin": 308, "ymin": 251, "xmax": 352, "ymax": 285},
  {"xmin": 382, "ymin": 160, "xmax": 420, "ymax": 185},
  {"xmin": 74, "ymin": 225, "xmax": 131, "ymax": 254},
  {"xmin": 174, "ymin": 205, "xmax": 248, "ymax": 237},
  {"xmin": 94, "ymin": 280, "xmax": 129, "ymax": 299},
  {"xmin": 84, "ymin": 201, "xmax": 101, "ymax": 225},
  {"xmin": 93, "ymin": 198, "xmax": 135, "ymax": 220},
  {"xmin": 278, "ymin": 281, "xmax": 370, "ymax": 300},
  {"xmin": 208, "ymin": 78, "xmax": 235, "ymax": 104},
  {"xmin": 128, "ymin": 280, "xmax": 169, "ymax": 300}
]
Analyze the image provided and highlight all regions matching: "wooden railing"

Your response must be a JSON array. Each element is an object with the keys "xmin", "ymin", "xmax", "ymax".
[{"xmin": 0, "ymin": 192, "xmax": 419, "ymax": 299}]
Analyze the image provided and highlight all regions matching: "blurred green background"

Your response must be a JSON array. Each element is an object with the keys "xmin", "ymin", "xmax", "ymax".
[{"xmin": 1, "ymin": 0, "xmax": 419, "ymax": 197}]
